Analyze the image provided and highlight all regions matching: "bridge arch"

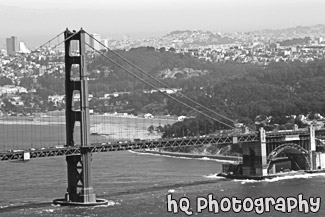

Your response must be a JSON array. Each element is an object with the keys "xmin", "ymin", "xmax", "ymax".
[{"xmin": 267, "ymin": 143, "xmax": 310, "ymax": 172}]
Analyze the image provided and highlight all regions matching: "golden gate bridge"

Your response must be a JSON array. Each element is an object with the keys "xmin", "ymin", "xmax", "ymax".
[{"xmin": 0, "ymin": 29, "xmax": 325, "ymax": 205}]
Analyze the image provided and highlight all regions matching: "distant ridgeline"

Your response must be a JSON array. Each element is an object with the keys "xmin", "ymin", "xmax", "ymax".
[{"xmin": 165, "ymin": 30, "xmax": 235, "ymax": 46}]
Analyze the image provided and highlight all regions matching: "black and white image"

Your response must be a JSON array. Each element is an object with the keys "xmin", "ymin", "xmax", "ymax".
[{"xmin": 0, "ymin": 0, "xmax": 325, "ymax": 216}]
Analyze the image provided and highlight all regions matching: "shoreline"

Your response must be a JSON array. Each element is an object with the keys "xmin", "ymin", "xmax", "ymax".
[
  {"xmin": 217, "ymin": 169, "xmax": 325, "ymax": 180},
  {"xmin": 135, "ymin": 149, "xmax": 242, "ymax": 162}
]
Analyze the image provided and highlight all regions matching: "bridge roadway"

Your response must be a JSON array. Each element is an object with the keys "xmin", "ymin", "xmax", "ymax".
[{"xmin": 1, "ymin": 128, "xmax": 325, "ymax": 161}]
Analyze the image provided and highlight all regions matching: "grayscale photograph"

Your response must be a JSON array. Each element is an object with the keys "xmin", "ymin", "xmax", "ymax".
[{"xmin": 0, "ymin": 0, "xmax": 324, "ymax": 216}]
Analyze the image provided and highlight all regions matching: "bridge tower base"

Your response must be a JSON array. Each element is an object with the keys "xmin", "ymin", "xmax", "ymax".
[
  {"xmin": 242, "ymin": 128, "xmax": 268, "ymax": 177},
  {"xmin": 53, "ymin": 29, "xmax": 108, "ymax": 206}
]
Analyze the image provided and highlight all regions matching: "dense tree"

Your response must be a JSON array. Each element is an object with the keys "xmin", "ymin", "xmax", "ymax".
[
  {"xmin": 20, "ymin": 77, "xmax": 35, "ymax": 90},
  {"xmin": 0, "ymin": 77, "xmax": 13, "ymax": 86}
]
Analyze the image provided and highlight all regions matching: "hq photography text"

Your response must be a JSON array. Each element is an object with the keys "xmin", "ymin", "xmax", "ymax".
[{"xmin": 166, "ymin": 193, "xmax": 321, "ymax": 215}]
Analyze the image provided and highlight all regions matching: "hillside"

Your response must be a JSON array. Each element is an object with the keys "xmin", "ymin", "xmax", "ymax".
[
  {"xmin": 88, "ymin": 47, "xmax": 258, "ymax": 92},
  {"xmin": 88, "ymin": 48, "xmax": 325, "ymax": 131},
  {"xmin": 255, "ymin": 25, "xmax": 325, "ymax": 41},
  {"xmin": 164, "ymin": 30, "xmax": 235, "ymax": 47}
]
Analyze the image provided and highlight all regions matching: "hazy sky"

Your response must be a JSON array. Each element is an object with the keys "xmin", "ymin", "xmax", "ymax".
[{"xmin": 0, "ymin": 0, "xmax": 325, "ymax": 47}]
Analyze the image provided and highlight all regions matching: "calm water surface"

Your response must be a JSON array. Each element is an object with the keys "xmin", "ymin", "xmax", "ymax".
[{"xmin": 0, "ymin": 151, "xmax": 325, "ymax": 217}]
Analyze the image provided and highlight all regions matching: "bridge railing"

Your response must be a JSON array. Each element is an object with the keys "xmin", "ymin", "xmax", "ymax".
[{"xmin": 0, "ymin": 133, "xmax": 258, "ymax": 161}]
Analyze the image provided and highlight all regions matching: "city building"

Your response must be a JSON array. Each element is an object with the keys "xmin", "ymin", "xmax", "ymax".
[
  {"xmin": 48, "ymin": 95, "xmax": 65, "ymax": 105},
  {"xmin": 0, "ymin": 85, "xmax": 27, "ymax": 96},
  {"xmin": 19, "ymin": 42, "xmax": 30, "ymax": 54},
  {"xmin": 89, "ymin": 33, "xmax": 101, "ymax": 51},
  {"xmin": 6, "ymin": 36, "xmax": 19, "ymax": 56},
  {"xmin": 0, "ymin": 49, "xmax": 7, "ymax": 56}
]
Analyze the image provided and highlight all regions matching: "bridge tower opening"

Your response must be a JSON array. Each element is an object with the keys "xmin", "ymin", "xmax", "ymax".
[{"xmin": 53, "ymin": 29, "xmax": 108, "ymax": 206}]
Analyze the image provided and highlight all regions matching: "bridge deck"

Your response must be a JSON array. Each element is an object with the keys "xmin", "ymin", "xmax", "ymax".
[
  {"xmin": 1, "ymin": 134, "xmax": 255, "ymax": 161},
  {"xmin": 1, "ymin": 129, "xmax": 324, "ymax": 161}
]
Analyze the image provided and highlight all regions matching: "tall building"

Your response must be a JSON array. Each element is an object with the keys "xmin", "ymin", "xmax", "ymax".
[
  {"xmin": 89, "ymin": 33, "xmax": 101, "ymax": 51},
  {"xmin": 19, "ymin": 42, "xmax": 30, "ymax": 53},
  {"xmin": 6, "ymin": 36, "xmax": 19, "ymax": 56}
]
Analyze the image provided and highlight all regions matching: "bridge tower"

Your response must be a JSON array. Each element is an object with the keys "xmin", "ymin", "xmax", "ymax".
[
  {"xmin": 309, "ymin": 125, "xmax": 316, "ymax": 170},
  {"xmin": 242, "ymin": 128, "xmax": 268, "ymax": 177},
  {"xmin": 241, "ymin": 125, "xmax": 320, "ymax": 177},
  {"xmin": 53, "ymin": 29, "xmax": 107, "ymax": 206}
]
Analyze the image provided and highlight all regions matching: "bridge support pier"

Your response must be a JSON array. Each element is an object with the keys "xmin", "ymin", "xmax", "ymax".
[
  {"xmin": 242, "ymin": 128, "xmax": 268, "ymax": 177},
  {"xmin": 64, "ymin": 153, "xmax": 96, "ymax": 204},
  {"xmin": 53, "ymin": 29, "xmax": 108, "ymax": 206},
  {"xmin": 309, "ymin": 125, "xmax": 316, "ymax": 170}
]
